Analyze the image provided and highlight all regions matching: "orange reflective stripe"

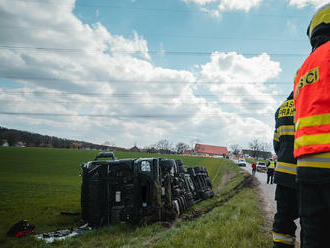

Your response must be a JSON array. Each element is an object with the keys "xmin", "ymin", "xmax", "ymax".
[
  {"xmin": 295, "ymin": 143, "xmax": 330, "ymax": 158},
  {"xmin": 296, "ymin": 124, "xmax": 330, "ymax": 138}
]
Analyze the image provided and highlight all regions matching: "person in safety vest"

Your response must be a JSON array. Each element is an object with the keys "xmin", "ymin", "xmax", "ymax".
[
  {"xmin": 294, "ymin": 3, "xmax": 330, "ymax": 247},
  {"xmin": 267, "ymin": 159, "xmax": 276, "ymax": 184},
  {"xmin": 272, "ymin": 92, "xmax": 298, "ymax": 248}
]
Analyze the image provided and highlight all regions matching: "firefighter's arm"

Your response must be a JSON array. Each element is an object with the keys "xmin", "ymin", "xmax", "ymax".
[
  {"xmin": 273, "ymin": 129, "xmax": 280, "ymax": 154},
  {"xmin": 273, "ymin": 108, "xmax": 280, "ymax": 154}
]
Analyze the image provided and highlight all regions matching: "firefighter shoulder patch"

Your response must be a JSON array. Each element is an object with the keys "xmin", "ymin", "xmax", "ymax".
[{"xmin": 294, "ymin": 67, "xmax": 319, "ymax": 98}]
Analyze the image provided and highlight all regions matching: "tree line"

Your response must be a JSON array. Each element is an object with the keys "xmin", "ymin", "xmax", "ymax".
[
  {"xmin": 0, "ymin": 127, "xmax": 192, "ymax": 154},
  {"xmin": 0, "ymin": 126, "xmax": 111, "ymax": 150}
]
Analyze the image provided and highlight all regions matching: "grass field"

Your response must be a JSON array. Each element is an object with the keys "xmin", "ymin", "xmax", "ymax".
[{"xmin": 0, "ymin": 147, "xmax": 272, "ymax": 248}]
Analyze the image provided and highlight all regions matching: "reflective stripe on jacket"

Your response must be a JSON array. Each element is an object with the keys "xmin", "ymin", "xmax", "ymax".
[
  {"xmin": 297, "ymin": 152, "xmax": 330, "ymax": 169},
  {"xmin": 294, "ymin": 41, "xmax": 330, "ymax": 158},
  {"xmin": 275, "ymin": 161, "xmax": 296, "ymax": 175},
  {"xmin": 273, "ymin": 94, "xmax": 297, "ymax": 188}
]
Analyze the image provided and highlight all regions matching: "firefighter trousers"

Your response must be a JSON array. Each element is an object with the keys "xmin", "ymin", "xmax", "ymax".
[
  {"xmin": 273, "ymin": 184, "xmax": 298, "ymax": 248},
  {"xmin": 298, "ymin": 182, "xmax": 330, "ymax": 248}
]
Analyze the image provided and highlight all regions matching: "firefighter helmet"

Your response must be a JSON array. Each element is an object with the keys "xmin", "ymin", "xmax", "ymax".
[{"xmin": 307, "ymin": 3, "xmax": 330, "ymax": 42}]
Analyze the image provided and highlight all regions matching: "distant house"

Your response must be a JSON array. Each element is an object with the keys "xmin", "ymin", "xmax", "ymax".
[
  {"xmin": 129, "ymin": 146, "xmax": 140, "ymax": 153},
  {"xmin": 2, "ymin": 139, "xmax": 9, "ymax": 146},
  {"xmin": 194, "ymin": 143, "xmax": 229, "ymax": 157},
  {"xmin": 72, "ymin": 142, "xmax": 82, "ymax": 149}
]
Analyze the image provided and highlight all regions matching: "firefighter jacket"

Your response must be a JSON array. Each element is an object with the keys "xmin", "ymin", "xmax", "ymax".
[
  {"xmin": 273, "ymin": 93, "xmax": 297, "ymax": 188},
  {"xmin": 294, "ymin": 41, "xmax": 330, "ymax": 158},
  {"xmin": 294, "ymin": 40, "xmax": 330, "ymax": 183}
]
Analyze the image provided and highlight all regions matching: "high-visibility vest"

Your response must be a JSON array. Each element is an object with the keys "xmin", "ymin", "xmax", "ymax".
[
  {"xmin": 293, "ymin": 41, "xmax": 330, "ymax": 158},
  {"xmin": 268, "ymin": 161, "xmax": 275, "ymax": 169}
]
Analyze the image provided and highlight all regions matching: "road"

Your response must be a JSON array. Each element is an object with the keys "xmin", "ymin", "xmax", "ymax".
[{"xmin": 240, "ymin": 163, "xmax": 301, "ymax": 246}]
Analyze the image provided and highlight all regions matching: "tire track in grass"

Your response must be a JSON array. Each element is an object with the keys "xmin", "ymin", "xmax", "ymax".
[
  {"xmin": 141, "ymin": 168, "xmax": 258, "ymax": 246},
  {"xmin": 181, "ymin": 173, "xmax": 258, "ymax": 221}
]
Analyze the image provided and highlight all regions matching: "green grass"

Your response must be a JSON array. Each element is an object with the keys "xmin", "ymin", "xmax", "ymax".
[{"xmin": 0, "ymin": 147, "xmax": 272, "ymax": 248}]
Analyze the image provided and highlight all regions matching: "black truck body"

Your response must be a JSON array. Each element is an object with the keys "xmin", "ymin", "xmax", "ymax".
[{"xmin": 81, "ymin": 153, "xmax": 214, "ymax": 226}]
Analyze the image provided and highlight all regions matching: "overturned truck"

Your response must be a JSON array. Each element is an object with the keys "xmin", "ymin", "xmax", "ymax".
[{"xmin": 81, "ymin": 152, "xmax": 214, "ymax": 226}]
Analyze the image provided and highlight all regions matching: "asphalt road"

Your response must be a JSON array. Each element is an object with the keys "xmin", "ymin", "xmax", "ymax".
[{"xmin": 239, "ymin": 162, "xmax": 301, "ymax": 246}]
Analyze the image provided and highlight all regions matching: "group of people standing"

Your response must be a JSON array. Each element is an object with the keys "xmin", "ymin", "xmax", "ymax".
[{"xmin": 270, "ymin": 3, "xmax": 330, "ymax": 248}]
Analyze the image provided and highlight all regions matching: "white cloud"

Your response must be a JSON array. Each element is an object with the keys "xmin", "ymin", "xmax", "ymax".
[
  {"xmin": 183, "ymin": 0, "xmax": 218, "ymax": 5},
  {"xmin": 0, "ymin": 0, "xmax": 280, "ymax": 148},
  {"xmin": 198, "ymin": 52, "xmax": 281, "ymax": 114},
  {"xmin": 217, "ymin": 0, "xmax": 262, "ymax": 12},
  {"xmin": 287, "ymin": 0, "xmax": 329, "ymax": 8},
  {"xmin": 183, "ymin": 0, "xmax": 262, "ymax": 17},
  {"xmin": 109, "ymin": 30, "xmax": 151, "ymax": 60}
]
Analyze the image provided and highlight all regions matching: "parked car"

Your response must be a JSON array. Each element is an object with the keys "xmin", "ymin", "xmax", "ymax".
[
  {"xmin": 238, "ymin": 159, "xmax": 247, "ymax": 167},
  {"xmin": 256, "ymin": 162, "xmax": 267, "ymax": 172}
]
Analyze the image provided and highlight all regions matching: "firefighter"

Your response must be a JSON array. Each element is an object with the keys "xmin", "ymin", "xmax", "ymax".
[
  {"xmin": 267, "ymin": 159, "xmax": 276, "ymax": 184},
  {"xmin": 294, "ymin": 3, "xmax": 330, "ymax": 247},
  {"xmin": 272, "ymin": 92, "xmax": 298, "ymax": 248}
]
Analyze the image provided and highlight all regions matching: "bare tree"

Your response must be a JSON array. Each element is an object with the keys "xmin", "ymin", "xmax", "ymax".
[
  {"xmin": 261, "ymin": 142, "xmax": 272, "ymax": 152},
  {"xmin": 176, "ymin": 142, "xmax": 190, "ymax": 154},
  {"xmin": 155, "ymin": 139, "xmax": 174, "ymax": 154},
  {"xmin": 103, "ymin": 141, "xmax": 115, "ymax": 146},
  {"xmin": 248, "ymin": 138, "xmax": 263, "ymax": 158},
  {"xmin": 229, "ymin": 144, "xmax": 241, "ymax": 156}
]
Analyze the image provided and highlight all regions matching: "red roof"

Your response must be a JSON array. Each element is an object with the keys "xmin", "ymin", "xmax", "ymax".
[{"xmin": 194, "ymin": 143, "xmax": 229, "ymax": 156}]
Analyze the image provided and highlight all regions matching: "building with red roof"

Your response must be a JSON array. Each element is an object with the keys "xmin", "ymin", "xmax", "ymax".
[{"xmin": 194, "ymin": 143, "xmax": 229, "ymax": 157}]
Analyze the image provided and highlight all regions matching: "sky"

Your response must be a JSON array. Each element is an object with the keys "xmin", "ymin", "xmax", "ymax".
[{"xmin": 0, "ymin": 0, "xmax": 328, "ymax": 150}]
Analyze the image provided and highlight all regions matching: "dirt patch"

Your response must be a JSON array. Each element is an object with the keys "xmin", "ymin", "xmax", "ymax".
[
  {"xmin": 256, "ymin": 187, "xmax": 274, "ymax": 231},
  {"xmin": 216, "ymin": 168, "xmax": 233, "ymax": 193}
]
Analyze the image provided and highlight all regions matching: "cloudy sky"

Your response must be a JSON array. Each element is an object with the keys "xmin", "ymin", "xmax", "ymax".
[{"xmin": 0, "ymin": 0, "xmax": 327, "ymax": 149}]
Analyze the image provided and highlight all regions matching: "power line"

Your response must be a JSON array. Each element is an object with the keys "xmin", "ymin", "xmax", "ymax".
[
  {"xmin": 8, "ymin": 0, "xmax": 307, "ymax": 18},
  {"xmin": 0, "ymin": 75, "xmax": 291, "ymax": 85},
  {"xmin": 0, "ymin": 45, "xmax": 309, "ymax": 57},
  {"xmin": 0, "ymin": 91, "xmax": 289, "ymax": 97},
  {"xmin": 1, "ymin": 100, "xmax": 280, "ymax": 105},
  {"xmin": 0, "ymin": 111, "xmax": 274, "ymax": 118},
  {"xmin": 0, "ymin": 26, "xmax": 307, "ymax": 42}
]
